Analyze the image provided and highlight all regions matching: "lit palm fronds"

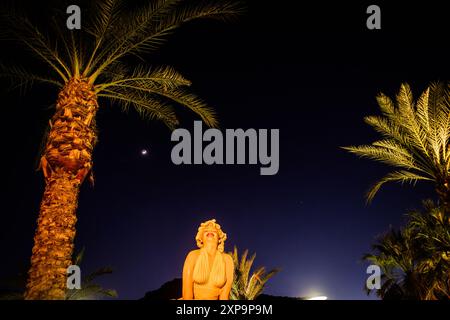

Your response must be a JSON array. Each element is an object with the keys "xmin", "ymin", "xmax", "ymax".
[
  {"xmin": 2, "ymin": 0, "xmax": 243, "ymax": 128},
  {"xmin": 344, "ymin": 83, "xmax": 450, "ymax": 205},
  {"xmin": 0, "ymin": 249, "xmax": 118, "ymax": 300},
  {"xmin": 229, "ymin": 246, "xmax": 279, "ymax": 300},
  {"xmin": 65, "ymin": 248, "xmax": 118, "ymax": 300}
]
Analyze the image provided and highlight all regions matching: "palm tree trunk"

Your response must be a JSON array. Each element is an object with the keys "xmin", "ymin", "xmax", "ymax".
[
  {"xmin": 25, "ymin": 78, "xmax": 98, "ymax": 300},
  {"xmin": 24, "ymin": 168, "xmax": 80, "ymax": 299}
]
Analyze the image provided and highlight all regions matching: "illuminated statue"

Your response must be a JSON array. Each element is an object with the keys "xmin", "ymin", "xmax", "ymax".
[{"xmin": 182, "ymin": 219, "xmax": 234, "ymax": 300}]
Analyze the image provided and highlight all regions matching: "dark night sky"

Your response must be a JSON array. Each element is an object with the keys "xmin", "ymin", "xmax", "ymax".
[{"xmin": 0, "ymin": 1, "xmax": 448, "ymax": 299}]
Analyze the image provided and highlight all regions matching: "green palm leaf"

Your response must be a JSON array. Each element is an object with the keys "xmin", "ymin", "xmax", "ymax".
[
  {"xmin": 364, "ymin": 201, "xmax": 450, "ymax": 299},
  {"xmin": 2, "ymin": 0, "xmax": 242, "ymax": 128},
  {"xmin": 344, "ymin": 82, "xmax": 450, "ymax": 204},
  {"xmin": 229, "ymin": 246, "xmax": 279, "ymax": 300}
]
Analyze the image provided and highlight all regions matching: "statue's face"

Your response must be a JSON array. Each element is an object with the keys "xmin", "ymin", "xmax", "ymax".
[{"xmin": 202, "ymin": 225, "xmax": 219, "ymax": 246}]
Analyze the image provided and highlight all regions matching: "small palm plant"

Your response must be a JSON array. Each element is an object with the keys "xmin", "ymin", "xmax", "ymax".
[
  {"xmin": 0, "ymin": 248, "xmax": 117, "ymax": 300},
  {"xmin": 343, "ymin": 83, "xmax": 450, "ymax": 212},
  {"xmin": 65, "ymin": 248, "xmax": 117, "ymax": 300},
  {"xmin": 229, "ymin": 246, "xmax": 279, "ymax": 300}
]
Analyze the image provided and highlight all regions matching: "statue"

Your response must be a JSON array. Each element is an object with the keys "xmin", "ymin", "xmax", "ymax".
[{"xmin": 181, "ymin": 219, "xmax": 234, "ymax": 300}]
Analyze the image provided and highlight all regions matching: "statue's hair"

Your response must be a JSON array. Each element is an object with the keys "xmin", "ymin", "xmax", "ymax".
[{"xmin": 195, "ymin": 219, "xmax": 227, "ymax": 253}]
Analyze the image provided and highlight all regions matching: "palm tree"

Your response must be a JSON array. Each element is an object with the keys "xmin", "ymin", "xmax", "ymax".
[
  {"xmin": 229, "ymin": 246, "xmax": 279, "ymax": 300},
  {"xmin": 343, "ymin": 83, "xmax": 450, "ymax": 212},
  {"xmin": 0, "ymin": 248, "xmax": 117, "ymax": 300},
  {"xmin": 364, "ymin": 225, "xmax": 427, "ymax": 299},
  {"xmin": 364, "ymin": 200, "xmax": 450, "ymax": 300},
  {"xmin": 408, "ymin": 201, "xmax": 450, "ymax": 299},
  {"xmin": 1, "ymin": 0, "xmax": 240, "ymax": 299},
  {"xmin": 65, "ymin": 248, "xmax": 117, "ymax": 300}
]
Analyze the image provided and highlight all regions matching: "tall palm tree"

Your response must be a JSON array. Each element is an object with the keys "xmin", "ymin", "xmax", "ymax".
[
  {"xmin": 229, "ymin": 246, "xmax": 279, "ymax": 300},
  {"xmin": 364, "ymin": 200, "xmax": 450, "ymax": 300},
  {"xmin": 1, "ymin": 0, "xmax": 240, "ymax": 299},
  {"xmin": 343, "ymin": 83, "xmax": 450, "ymax": 212}
]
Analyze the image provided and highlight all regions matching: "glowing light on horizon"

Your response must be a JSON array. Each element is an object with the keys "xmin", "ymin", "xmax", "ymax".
[{"xmin": 307, "ymin": 295, "xmax": 328, "ymax": 300}]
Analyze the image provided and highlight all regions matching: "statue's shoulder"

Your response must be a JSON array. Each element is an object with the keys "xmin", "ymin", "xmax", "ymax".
[
  {"xmin": 222, "ymin": 252, "xmax": 233, "ymax": 264},
  {"xmin": 186, "ymin": 249, "xmax": 201, "ymax": 259}
]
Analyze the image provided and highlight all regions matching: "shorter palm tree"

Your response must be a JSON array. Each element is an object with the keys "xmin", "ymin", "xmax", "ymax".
[
  {"xmin": 408, "ymin": 201, "xmax": 450, "ymax": 299},
  {"xmin": 229, "ymin": 246, "xmax": 279, "ymax": 300},
  {"xmin": 0, "ymin": 248, "xmax": 117, "ymax": 300},
  {"xmin": 364, "ymin": 227, "xmax": 426, "ymax": 299},
  {"xmin": 364, "ymin": 200, "xmax": 450, "ymax": 300},
  {"xmin": 65, "ymin": 248, "xmax": 117, "ymax": 300}
]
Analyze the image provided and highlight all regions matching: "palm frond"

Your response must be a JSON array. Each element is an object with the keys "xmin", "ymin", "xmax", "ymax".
[
  {"xmin": 83, "ymin": 267, "xmax": 114, "ymax": 284},
  {"xmin": 367, "ymin": 171, "xmax": 432, "ymax": 203},
  {"xmin": 82, "ymin": 0, "xmax": 125, "ymax": 76},
  {"xmin": 99, "ymin": 88, "xmax": 179, "ymax": 129},
  {"xmin": 364, "ymin": 116, "xmax": 408, "ymax": 144},
  {"xmin": 65, "ymin": 248, "xmax": 118, "ymax": 300},
  {"xmin": 96, "ymin": 65, "xmax": 191, "ymax": 91},
  {"xmin": 73, "ymin": 247, "xmax": 85, "ymax": 266},
  {"xmin": 84, "ymin": 0, "xmax": 179, "ymax": 77},
  {"xmin": 4, "ymin": 14, "xmax": 72, "ymax": 81},
  {"xmin": 376, "ymin": 92, "xmax": 395, "ymax": 117},
  {"xmin": 364, "ymin": 201, "xmax": 450, "ymax": 299},
  {"xmin": 86, "ymin": 0, "xmax": 124, "ymax": 40},
  {"xmin": 89, "ymin": 0, "xmax": 242, "ymax": 80},
  {"xmin": 345, "ymin": 82, "xmax": 450, "ymax": 203},
  {"xmin": 416, "ymin": 88, "xmax": 430, "ymax": 131},
  {"xmin": 394, "ymin": 84, "xmax": 432, "ymax": 158},
  {"xmin": 343, "ymin": 144, "xmax": 418, "ymax": 171},
  {"xmin": 229, "ymin": 246, "xmax": 278, "ymax": 300},
  {"xmin": 66, "ymin": 284, "xmax": 118, "ymax": 300},
  {"xmin": 0, "ymin": 64, "xmax": 63, "ymax": 92},
  {"xmin": 97, "ymin": 64, "xmax": 218, "ymax": 127}
]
